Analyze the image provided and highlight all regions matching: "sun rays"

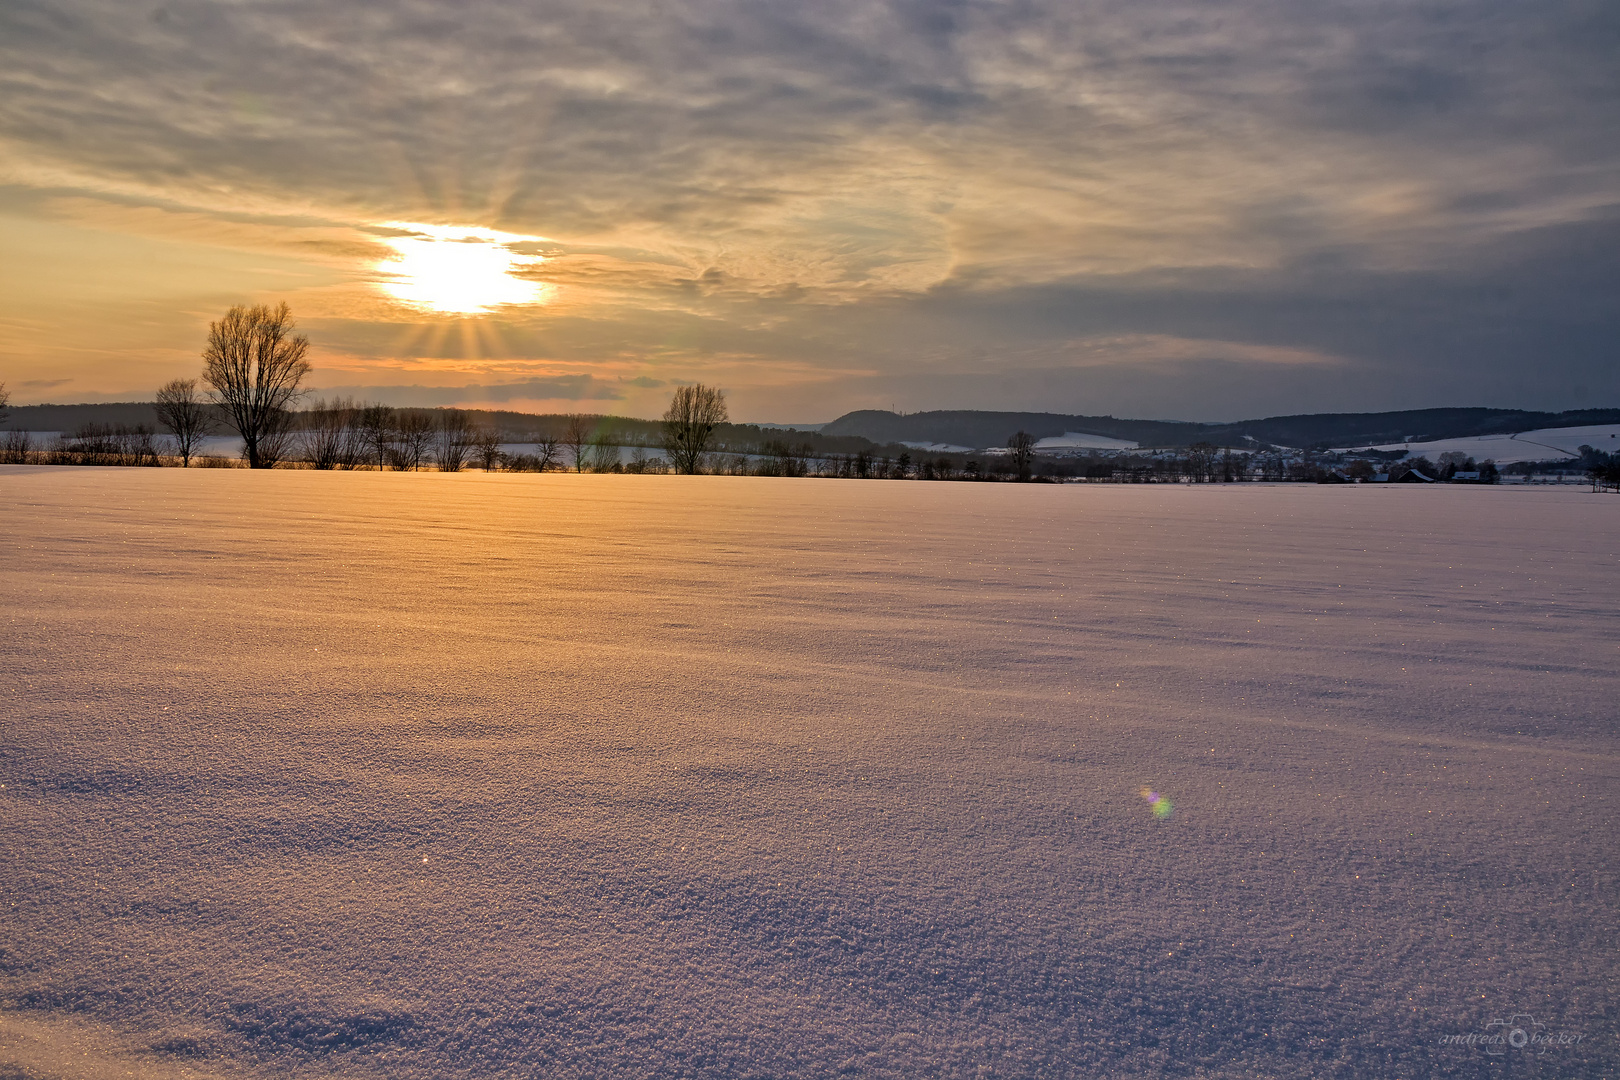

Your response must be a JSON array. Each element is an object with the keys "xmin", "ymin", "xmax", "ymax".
[
  {"xmin": 374, "ymin": 222, "xmax": 551, "ymax": 315},
  {"xmin": 383, "ymin": 318, "xmax": 516, "ymax": 370}
]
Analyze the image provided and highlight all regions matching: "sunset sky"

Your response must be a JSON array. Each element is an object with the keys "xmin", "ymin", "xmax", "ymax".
[{"xmin": 1, "ymin": 0, "xmax": 1615, "ymax": 422}]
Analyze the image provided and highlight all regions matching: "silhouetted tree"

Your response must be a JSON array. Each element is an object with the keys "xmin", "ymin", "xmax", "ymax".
[
  {"xmin": 0, "ymin": 428, "xmax": 32, "ymax": 464},
  {"xmin": 587, "ymin": 433, "xmax": 620, "ymax": 472},
  {"xmin": 433, "ymin": 410, "xmax": 474, "ymax": 472},
  {"xmin": 201, "ymin": 302, "xmax": 311, "ymax": 468},
  {"xmin": 154, "ymin": 377, "xmax": 215, "ymax": 467},
  {"xmin": 627, "ymin": 445, "xmax": 669, "ymax": 474},
  {"xmin": 0, "ymin": 381, "xmax": 10, "ymax": 426},
  {"xmin": 393, "ymin": 412, "xmax": 434, "ymax": 471},
  {"xmin": 661, "ymin": 384, "xmax": 727, "ymax": 474},
  {"xmin": 564, "ymin": 415, "xmax": 592, "ymax": 473},
  {"xmin": 1219, "ymin": 447, "xmax": 1243, "ymax": 482},
  {"xmin": 757, "ymin": 439, "xmax": 810, "ymax": 477},
  {"xmin": 532, "ymin": 432, "xmax": 561, "ymax": 472},
  {"xmin": 357, "ymin": 404, "xmax": 396, "ymax": 469},
  {"xmin": 298, "ymin": 398, "xmax": 361, "ymax": 469},
  {"xmin": 58, "ymin": 424, "xmax": 161, "ymax": 466},
  {"xmin": 473, "ymin": 427, "xmax": 504, "ymax": 471},
  {"xmin": 1008, "ymin": 431, "xmax": 1035, "ymax": 481},
  {"xmin": 1187, "ymin": 442, "xmax": 1217, "ymax": 483}
]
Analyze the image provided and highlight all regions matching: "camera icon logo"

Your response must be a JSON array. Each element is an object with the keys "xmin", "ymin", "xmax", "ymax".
[{"xmin": 1484, "ymin": 1013, "xmax": 1544, "ymax": 1056}]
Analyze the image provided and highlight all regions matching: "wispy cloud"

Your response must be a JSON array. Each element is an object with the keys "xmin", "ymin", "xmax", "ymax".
[{"xmin": 0, "ymin": 0, "xmax": 1615, "ymax": 415}]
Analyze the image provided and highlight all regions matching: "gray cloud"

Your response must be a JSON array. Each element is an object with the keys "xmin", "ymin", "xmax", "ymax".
[
  {"xmin": 1, "ymin": 0, "xmax": 1615, "ymax": 415},
  {"xmin": 7, "ymin": 0, "xmax": 1612, "ymax": 241}
]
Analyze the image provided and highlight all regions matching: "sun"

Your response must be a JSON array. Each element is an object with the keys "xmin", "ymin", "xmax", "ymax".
[{"xmin": 374, "ymin": 222, "xmax": 550, "ymax": 314}]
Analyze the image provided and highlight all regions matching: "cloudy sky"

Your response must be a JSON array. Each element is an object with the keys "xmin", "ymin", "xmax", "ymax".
[{"xmin": 1, "ymin": 0, "xmax": 1615, "ymax": 422}]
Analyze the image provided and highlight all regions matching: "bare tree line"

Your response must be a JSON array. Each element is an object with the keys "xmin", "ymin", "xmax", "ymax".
[
  {"xmin": 279, "ymin": 401, "xmax": 549, "ymax": 473},
  {"xmin": 3, "ymin": 413, "xmax": 1514, "ymax": 489},
  {"xmin": 9, "ymin": 305, "xmax": 1520, "ymax": 486},
  {"xmin": 3, "ymin": 310, "xmax": 1075, "ymax": 480},
  {"xmin": 1, "ymin": 424, "xmax": 166, "ymax": 467}
]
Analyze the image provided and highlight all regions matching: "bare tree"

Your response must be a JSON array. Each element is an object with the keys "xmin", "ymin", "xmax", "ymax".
[
  {"xmin": 57, "ymin": 424, "xmax": 162, "ymax": 466},
  {"xmin": 1220, "ymin": 448, "xmax": 1245, "ymax": 482},
  {"xmin": 201, "ymin": 302, "xmax": 311, "ymax": 468},
  {"xmin": 758, "ymin": 439, "xmax": 809, "ymax": 477},
  {"xmin": 257, "ymin": 422, "xmax": 297, "ymax": 468},
  {"xmin": 0, "ymin": 386, "xmax": 34, "ymax": 465},
  {"xmin": 153, "ymin": 378, "xmax": 215, "ymax": 467},
  {"xmin": 433, "ymin": 410, "xmax": 474, "ymax": 472},
  {"xmin": 299, "ymin": 397, "xmax": 361, "ymax": 469},
  {"xmin": 532, "ymin": 432, "xmax": 561, "ymax": 472},
  {"xmin": 587, "ymin": 433, "xmax": 620, "ymax": 472},
  {"xmin": 1008, "ymin": 430, "xmax": 1036, "ymax": 482},
  {"xmin": 393, "ymin": 412, "xmax": 434, "ymax": 471},
  {"xmin": 562, "ymin": 415, "xmax": 592, "ymax": 472},
  {"xmin": 1, "ymin": 429, "xmax": 32, "ymax": 464},
  {"xmin": 473, "ymin": 427, "xmax": 504, "ymax": 471},
  {"xmin": 662, "ymin": 384, "xmax": 727, "ymax": 474},
  {"xmin": 356, "ymin": 403, "xmax": 395, "ymax": 470},
  {"xmin": 1187, "ymin": 441, "xmax": 1217, "ymax": 483}
]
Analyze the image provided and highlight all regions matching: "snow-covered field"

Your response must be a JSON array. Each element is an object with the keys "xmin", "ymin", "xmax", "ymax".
[
  {"xmin": 1347, "ymin": 423, "xmax": 1620, "ymax": 464},
  {"xmin": 1, "ymin": 469, "xmax": 1615, "ymax": 1079}
]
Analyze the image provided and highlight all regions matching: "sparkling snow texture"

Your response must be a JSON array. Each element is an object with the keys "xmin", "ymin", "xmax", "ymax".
[{"xmin": 1, "ymin": 468, "xmax": 1615, "ymax": 1079}]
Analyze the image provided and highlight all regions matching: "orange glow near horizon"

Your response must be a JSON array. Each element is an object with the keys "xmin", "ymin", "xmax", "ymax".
[{"xmin": 374, "ymin": 223, "xmax": 550, "ymax": 315}]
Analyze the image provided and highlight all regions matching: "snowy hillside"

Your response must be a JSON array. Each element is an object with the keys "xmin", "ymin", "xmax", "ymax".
[
  {"xmin": 1350, "ymin": 424, "xmax": 1620, "ymax": 464},
  {"xmin": 1034, "ymin": 432, "xmax": 1140, "ymax": 451}
]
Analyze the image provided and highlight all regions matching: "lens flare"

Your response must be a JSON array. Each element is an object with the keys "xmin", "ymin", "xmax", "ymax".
[
  {"xmin": 374, "ymin": 222, "xmax": 549, "ymax": 314},
  {"xmin": 1141, "ymin": 787, "xmax": 1174, "ymax": 819}
]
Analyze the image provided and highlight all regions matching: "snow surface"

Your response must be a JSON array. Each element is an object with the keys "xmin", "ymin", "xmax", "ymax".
[
  {"xmin": 1346, "ymin": 424, "xmax": 1620, "ymax": 465},
  {"xmin": 1033, "ymin": 432, "xmax": 1140, "ymax": 451},
  {"xmin": 1, "ymin": 468, "xmax": 1616, "ymax": 1079}
]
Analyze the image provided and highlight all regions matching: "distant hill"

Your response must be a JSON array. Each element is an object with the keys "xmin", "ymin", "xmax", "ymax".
[
  {"xmin": 821, "ymin": 407, "xmax": 1620, "ymax": 450},
  {"xmin": 3, "ymin": 402, "xmax": 164, "ymax": 431}
]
